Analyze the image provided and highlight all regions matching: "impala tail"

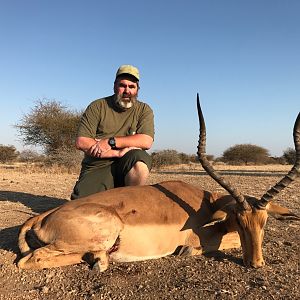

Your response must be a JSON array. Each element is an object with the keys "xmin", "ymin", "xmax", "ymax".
[{"xmin": 18, "ymin": 208, "xmax": 58, "ymax": 256}]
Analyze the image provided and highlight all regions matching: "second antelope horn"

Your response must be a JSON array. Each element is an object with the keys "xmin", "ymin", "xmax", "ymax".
[{"xmin": 258, "ymin": 112, "xmax": 300, "ymax": 208}]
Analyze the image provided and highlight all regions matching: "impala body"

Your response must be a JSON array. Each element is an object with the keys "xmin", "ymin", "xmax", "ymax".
[
  {"xmin": 18, "ymin": 181, "xmax": 243, "ymax": 270},
  {"xmin": 18, "ymin": 96, "xmax": 300, "ymax": 271}
]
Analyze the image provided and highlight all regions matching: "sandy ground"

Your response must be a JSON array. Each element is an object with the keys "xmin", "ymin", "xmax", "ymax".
[{"xmin": 0, "ymin": 164, "xmax": 299, "ymax": 300}]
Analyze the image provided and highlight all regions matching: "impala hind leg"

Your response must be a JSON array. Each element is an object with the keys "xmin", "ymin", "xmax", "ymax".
[{"xmin": 18, "ymin": 244, "xmax": 83, "ymax": 270}]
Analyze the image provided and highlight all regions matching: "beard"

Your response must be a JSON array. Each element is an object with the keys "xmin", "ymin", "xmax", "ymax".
[{"xmin": 114, "ymin": 93, "xmax": 137, "ymax": 110}]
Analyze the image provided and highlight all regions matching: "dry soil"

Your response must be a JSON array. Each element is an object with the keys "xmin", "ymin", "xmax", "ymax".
[{"xmin": 0, "ymin": 164, "xmax": 299, "ymax": 300}]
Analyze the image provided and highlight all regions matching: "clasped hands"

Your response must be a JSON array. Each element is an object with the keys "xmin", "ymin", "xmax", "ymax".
[{"xmin": 88, "ymin": 138, "xmax": 140, "ymax": 158}]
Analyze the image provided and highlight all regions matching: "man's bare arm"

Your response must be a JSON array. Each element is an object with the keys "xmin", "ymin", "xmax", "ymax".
[
  {"xmin": 113, "ymin": 134, "xmax": 153, "ymax": 150},
  {"xmin": 75, "ymin": 134, "xmax": 153, "ymax": 158}
]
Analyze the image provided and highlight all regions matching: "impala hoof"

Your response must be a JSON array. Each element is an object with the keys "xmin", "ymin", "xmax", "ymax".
[
  {"xmin": 244, "ymin": 258, "xmax": 265, "ymax": 268},
  {"xmin": 92, "ymin": 260, "xmax": 108, "ymax": 272},
  {"xmin": 251, "ymin": 260, "xmax": 265, "ymax": 268}
]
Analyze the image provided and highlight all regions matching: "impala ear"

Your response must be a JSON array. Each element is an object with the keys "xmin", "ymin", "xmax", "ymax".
[
  {"xmin": 202, "ymin": 210, "xmax": 228, "ymax": 227},
  {"xmin": 266, "ymin": 202, "xmax": 300, "ymax": 221}
]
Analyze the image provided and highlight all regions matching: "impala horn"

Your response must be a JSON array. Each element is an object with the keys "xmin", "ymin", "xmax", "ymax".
[
  {"xmin": 196, "ymin": 93, "xmax": 250, "ymax": 211},
  {"xmin": 256, "ymin": 112, "xmax": 300, "ymax": 209}
]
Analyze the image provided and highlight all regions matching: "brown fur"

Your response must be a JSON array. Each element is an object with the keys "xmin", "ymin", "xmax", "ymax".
[{"xmin": 18, "ymin": 180, "xmax": 297, "ymax": 271}]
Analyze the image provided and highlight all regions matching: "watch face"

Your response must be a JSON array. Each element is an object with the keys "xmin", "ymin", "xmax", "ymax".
[{"xmin": 109, "ymin": 137, "xmax": 116, "ymax": 148}]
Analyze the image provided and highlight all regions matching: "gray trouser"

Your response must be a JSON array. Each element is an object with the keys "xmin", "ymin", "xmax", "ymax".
[{"xmin": 71, "ymin": 149, "xmax": 152, "ymax": 200}]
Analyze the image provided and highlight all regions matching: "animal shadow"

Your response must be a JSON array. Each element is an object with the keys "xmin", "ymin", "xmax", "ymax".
[
  {"xmin": 0, "ymin": 191, "xmax": 67, "ymax": 255},
  {"xmin": 203, "ymin": 250, "xmax": 244, "ymax": 266},
  {"xmin": 0, "ymin": 225, "xmax": 21, "ymax": 253},
  {"xmin": 0, "ymin": 190, "xmax": 67, "ymax": 214},
  {"xmin": 156, "ymin": 170, "xmax": 287, "ymax": 177}
]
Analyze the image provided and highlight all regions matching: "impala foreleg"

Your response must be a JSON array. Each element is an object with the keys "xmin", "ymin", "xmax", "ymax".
[{"xmin": 185, "ymin": 225, "xmax": 241, "ymax": 255}]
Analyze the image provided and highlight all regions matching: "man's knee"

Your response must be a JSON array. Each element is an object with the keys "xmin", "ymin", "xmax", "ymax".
[
  {"xmin": 121, "ymin": 149, "xmax": 152, "ymax": 171},
  {"xmin": 130, "ymin": 161, "xmax": 149, "ymax": 176},
  {"xmin": 122, "ymin": 150, "xmax": 152, "ymax": 186},
  {"xmin": 125, "ymin": 161, "xmax": 150, "ymax": 186}
]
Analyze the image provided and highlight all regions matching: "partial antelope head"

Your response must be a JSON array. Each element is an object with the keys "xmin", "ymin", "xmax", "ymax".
[{"xmin": 197, "ymin": 94, "xmax": 300, "ymax": 268}]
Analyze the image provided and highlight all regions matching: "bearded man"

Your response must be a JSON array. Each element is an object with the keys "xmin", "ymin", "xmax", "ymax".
[{"xmin": 71, "ymin": 65, "xmax": 154, "ymax": 199}]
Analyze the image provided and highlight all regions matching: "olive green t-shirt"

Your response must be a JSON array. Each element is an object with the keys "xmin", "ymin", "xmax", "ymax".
[{"xmin": 78, "ymin": 95, "xmax": 154, "ymax": 167}]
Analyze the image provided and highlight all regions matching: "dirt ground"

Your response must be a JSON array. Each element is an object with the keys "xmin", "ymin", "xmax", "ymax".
[{"xmin": 0, "ymin": 164, "xmax": 299, "ymax": 300}]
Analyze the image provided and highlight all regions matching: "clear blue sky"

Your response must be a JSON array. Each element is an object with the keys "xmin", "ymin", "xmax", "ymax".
[{"xmin": 0, "ymin": 0, "xmax": 299, "ymax": 157}]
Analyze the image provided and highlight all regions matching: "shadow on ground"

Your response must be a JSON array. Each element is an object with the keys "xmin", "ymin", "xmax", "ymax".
[
  {"xmin": 0, "ymin": 191, "xmax": 67, "ymax": 254},
  {"xmin": 155, "ymin": 170, "xmax": 287, "ymax": 177},
  {"xmin": 0, "ymin": 191, "xmax": 67, "ymax": 213},
  {"xmin": 0, "ymin": 225, "xmax": 21, "ymax": 253},
  {"xmin": 203, "ymin": 250, "xmax": 244, "ymax": 266}
]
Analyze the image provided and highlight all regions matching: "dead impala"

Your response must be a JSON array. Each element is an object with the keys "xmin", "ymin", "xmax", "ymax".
[{"xmin": 18, "ymin": 95, "xmax": 299, "ymax": 271}]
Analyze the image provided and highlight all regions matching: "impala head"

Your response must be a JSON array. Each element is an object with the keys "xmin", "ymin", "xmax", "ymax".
[{"xmin": 197, "ymin": 94, "xmax": 300, "ymax": 268}]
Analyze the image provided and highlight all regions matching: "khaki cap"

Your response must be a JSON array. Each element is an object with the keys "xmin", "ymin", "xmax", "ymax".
[{"xmin": 116, "ymin": 65, "xmax": 140, "ymax": 81}]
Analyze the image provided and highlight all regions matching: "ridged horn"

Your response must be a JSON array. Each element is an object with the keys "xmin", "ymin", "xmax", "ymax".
[
  {"xmin": 196, "ymin": 94, "xmax": 250, "ymax": 211},
  {"xmin": 257, "ymin": 112, "xmax": 300, "ymax": 208}
]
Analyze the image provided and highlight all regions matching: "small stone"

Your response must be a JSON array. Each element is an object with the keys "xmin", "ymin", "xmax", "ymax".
[{"xmin": 42, "ymin": 286, "xmax": 49, "ymax": 293}]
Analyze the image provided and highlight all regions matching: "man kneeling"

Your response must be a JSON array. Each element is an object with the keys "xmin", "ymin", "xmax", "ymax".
[{"xmin": 71, "ymin": 65, "xmax": 154, "ymax": 199}]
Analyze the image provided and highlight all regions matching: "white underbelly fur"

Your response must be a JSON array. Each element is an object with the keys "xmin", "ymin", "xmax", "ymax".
[{"xmin": 109, "ymin": 224, "xmax": 187, "ymax": 262}]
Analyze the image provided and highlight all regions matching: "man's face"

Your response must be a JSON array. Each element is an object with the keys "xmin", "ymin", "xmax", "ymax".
[{"xmin": 114, "ymin": 77, "xmax": 139, "ymax": 109}]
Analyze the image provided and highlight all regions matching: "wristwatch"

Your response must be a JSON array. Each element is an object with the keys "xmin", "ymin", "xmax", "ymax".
[{"xmin": 108, "ymin": 137, "xmax": 117, "ymax": 149}]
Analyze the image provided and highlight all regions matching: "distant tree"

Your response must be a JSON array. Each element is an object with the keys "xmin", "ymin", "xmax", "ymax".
[
  {"xmin": 19, "ymin": 149, "xmax": 44, "ymax": 163},
  {"xmin": 206, "ymin": 154, "xmax": 215, "ymax": 161},
  {"xmin": 0, "ymin": 145, "xmax": 19, "ymax": 163},
  {"xmin": 46, "ymin": 145, "xmax": 83, "ymax": 171},
  {"xmin": 15, "ymin": 99, "xmax": 82, "ymax": 156},
  {"xmin": 151, "ymin": 150, "xmax": 181, "ymax": 168},
  {"xmin": 214, "ymin": 156, "xmax": 224, "ymax": 163},
  {"xmin": 194, "ymin": 154, "xmax": 214, "ymax": 163},
  {"xmin": 178, "ymin": 152, "xmax": 191, "ymax": 164},
  {"xmin": 151, "ymin": 150, "xmax": 205, "ymax": 167},
  {"xmin": 189, "ymin": 155, "xmax": 198, "ymax": 163},
  {"xmin": 269, "ymin": 156, "xmax": 286, "ymax": 165},
  {"xmin": 282, "ymin": 147, "xmax": 296, "ymax": 164},
  {"xmin": 222, "ymin": 144, "xmax": 270, "ymax": 165}
]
